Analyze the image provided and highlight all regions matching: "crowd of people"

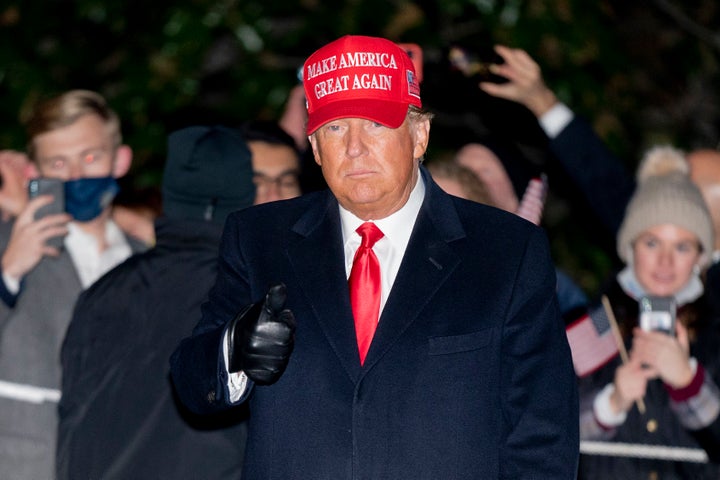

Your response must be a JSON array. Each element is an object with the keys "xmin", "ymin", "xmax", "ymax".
[
  {"xmin": 0, "ymin": 32, "xmax": 717, "ymax": 479},
  {"xmin": 433, "ymin": 43, "xmax": 720, "ymax": 478}
]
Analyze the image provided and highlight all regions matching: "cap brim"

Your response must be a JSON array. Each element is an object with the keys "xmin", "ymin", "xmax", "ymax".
[{"xmin": 306, "ymin": 99, "xmax": 409, "ymax": 135}]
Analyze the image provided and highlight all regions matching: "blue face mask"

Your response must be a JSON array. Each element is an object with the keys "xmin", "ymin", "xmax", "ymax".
[{"xmin": 64, "ymin": 176, "xmax": 119, "ymax": 222}]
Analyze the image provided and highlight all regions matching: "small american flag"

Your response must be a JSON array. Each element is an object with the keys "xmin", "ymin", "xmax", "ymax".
[
  {"xmin": 515, "ymin": 174, "xmax": 548, "ymax": 226},
  {"xmin": 566, "ymin": 304, "xmax": 619, "ymax": 377}
]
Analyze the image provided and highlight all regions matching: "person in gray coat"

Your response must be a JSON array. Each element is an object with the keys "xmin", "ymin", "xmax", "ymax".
[{"xmin": 0, "ymin": 90, "xmax": 145, "ymax": 479}]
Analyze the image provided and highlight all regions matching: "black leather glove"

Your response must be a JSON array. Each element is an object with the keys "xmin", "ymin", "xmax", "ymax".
[{"xmin": 228, "ymin": 283, "xmax": 296, "ymax": 385}]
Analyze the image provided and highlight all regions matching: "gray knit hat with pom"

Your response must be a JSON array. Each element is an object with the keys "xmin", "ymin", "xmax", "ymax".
[{"xmin": 617, "ymin": 145, "xmax": 714, "ymax": 267}]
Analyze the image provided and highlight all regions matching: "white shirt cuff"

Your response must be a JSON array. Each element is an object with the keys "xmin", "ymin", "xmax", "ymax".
[
  {"xmin": 593, "ymin": 383, "xmax": 627, "ymax": 427},
  {"xmin": 223, "ymin": 328, "xmax": 248, "ymax": 403},
  {"xmin": 538, "ymin": 102, "xmax": 574, "ymax": 139},
  {"xmin": 2, "ymin": 271, "xmax": 20, "ymax": 295},
  {"xmin": 689, "ymin": 357, "xmax": 698, "ymax": 377}
]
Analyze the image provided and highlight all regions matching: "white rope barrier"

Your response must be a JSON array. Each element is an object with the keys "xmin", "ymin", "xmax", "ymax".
[
  {"xmin": 0, "ymin": 380, "xmax": 712, "ymax": 464},
  {"xmin": 0, "ymin": 379, "xmax": 61, "ymax": 404},
  {"xmin": 580, "ymin": 440, "xmax": 708, "ymax": 463}
]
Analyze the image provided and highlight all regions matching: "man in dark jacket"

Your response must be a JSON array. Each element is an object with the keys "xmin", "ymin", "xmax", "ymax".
[
  {"xmin": 170, "ymin": 35, "xmax": 578, "ymax": 479},
  {"xmin": 56, "ymin": 126, "xmax": 256, "ymax": 479}
]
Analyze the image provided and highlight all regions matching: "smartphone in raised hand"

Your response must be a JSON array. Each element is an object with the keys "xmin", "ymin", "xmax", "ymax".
[
  {"xmin": 448, "ymin": 45, "xmax": 508, "ymax": 84},
  {"xmin": 28, "ymin": 178, "xmax": 65, "ymax": 249},
  {"xmin": 639, "ymin": 296, "xmax": 676, "ymax": 336}
]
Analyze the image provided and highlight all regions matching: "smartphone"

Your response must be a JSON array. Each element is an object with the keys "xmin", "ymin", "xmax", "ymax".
[
  {"xmin": 28, "ymin": 178, "xmax": 65, "ymax": 249},
  {"xmin": 638, "ymin": 296, "xmax": 676, "ymax": 336},
  {"xmin": 448, "ymin": 45, "xmax": 508, "ymax": 84},
  {"xmin": 397, "ymin": 43, "xmax": 423, "ymax": 83}
]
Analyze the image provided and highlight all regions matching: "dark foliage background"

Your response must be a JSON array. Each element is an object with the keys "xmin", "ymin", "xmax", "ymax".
[{"xmin": 1, "ymin": 0, "xmax": 718, "ymax": 296}]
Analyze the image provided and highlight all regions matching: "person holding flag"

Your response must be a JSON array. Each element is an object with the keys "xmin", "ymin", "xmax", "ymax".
[{"xmin": 573, "ymin": 145, "xmax": 720, "ymax": 478}]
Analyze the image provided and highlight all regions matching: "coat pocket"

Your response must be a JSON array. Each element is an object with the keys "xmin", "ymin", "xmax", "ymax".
[{"xmin": 428, "ymin": 328, "xmax": 493, "ymax": 355}]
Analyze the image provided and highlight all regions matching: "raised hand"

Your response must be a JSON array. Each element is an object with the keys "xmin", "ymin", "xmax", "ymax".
[
  {"xmin": 1, "ymin": 195, "xmax": 70, "ymax": 281},
  {"xmin": 478, "ymin": 45, "xmax": 559, "ymax": 118},
  {"xmin": 228, "ymin": 283, "xmax": 296, "ymax": 385}
]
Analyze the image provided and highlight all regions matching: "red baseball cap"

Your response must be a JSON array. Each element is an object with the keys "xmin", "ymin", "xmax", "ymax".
[{"xmin": 302, "ymin": 35, "xmax": 422, "ymax": 135}]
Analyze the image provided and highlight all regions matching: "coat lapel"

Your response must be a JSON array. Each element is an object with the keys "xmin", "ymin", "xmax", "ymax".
[{"xmin": 287, "ymin": 191, "xmax": 363, "ymax": 379}]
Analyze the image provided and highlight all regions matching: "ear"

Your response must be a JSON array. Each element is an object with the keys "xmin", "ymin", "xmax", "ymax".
[
  {"xmin": 412, "ymin": 119, "xmax": 430, "ymax": 159},
  {"xmin": 112, "ymin": 145, "xmax": 133, "ymax": 178},
  {"xmin": 308, "ymin": 134, "xmax": 322, "ymax": 167}
]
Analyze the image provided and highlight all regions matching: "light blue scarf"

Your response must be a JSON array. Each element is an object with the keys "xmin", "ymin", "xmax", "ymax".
[{"xmin": 616, "ymin": 265, "xmax": 704, "ymax": 307}]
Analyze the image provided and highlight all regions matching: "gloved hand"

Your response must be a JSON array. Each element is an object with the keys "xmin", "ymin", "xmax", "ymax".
[{"xmin": 228, "ymin": 283, "xmax": 296, "ymax": 385}]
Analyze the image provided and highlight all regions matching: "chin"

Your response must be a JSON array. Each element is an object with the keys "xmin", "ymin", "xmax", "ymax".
[{"xmin": 348, "ymin": 185, "xmax": 383, "ymax": 203}]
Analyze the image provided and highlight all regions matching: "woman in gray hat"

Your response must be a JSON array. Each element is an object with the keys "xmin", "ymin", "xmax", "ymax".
[{"xmin": 576, "ymin": 145, "xmax": 720, "ymax": 479}]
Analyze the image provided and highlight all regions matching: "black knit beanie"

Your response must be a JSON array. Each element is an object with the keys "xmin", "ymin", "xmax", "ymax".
[{"xmin": 161, "ymin": 125, "xmax": 255, "ymax": 224}]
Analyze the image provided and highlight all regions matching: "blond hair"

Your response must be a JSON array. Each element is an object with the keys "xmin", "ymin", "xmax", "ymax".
[
  {"xmin": 426, "ymin": 154, "xmax": 494, "ymax": 205},
  {"xmin": 25, "ymin": 89, "xmax": 122, "ymax": 160}
]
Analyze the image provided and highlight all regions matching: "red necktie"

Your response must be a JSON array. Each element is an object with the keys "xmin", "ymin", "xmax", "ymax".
[{"xmin": 349, "ymin": 222, "xmax": 384, "ymax": 365}]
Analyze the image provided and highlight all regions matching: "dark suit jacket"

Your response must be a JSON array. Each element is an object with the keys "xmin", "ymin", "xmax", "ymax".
[
  {"xmin": 171, "ymin": 169, "xmax": 579, "ymax": 479},
  {"xmin": 549, "ymin": 115, "xmax": 635, "ymax": 237}
]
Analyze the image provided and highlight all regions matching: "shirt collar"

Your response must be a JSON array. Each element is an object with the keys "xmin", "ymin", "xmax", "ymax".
[
  {"xmin": 65, "ymin": 219, "xmax": 132, "ymax": 287},
  {"xmin": 65, "ymin": 219, "xmax": 127, "ymax": 251}
]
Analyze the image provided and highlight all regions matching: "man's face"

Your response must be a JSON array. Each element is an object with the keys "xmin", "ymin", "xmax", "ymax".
[
  {"xmin": 248, "ymin": 141, "xmax": 301, "ymax": 205},
  {"xmin": 309, "ymin": 115, "xmax": 429, "ymax": 220},
  {"xmin": 32, "ymin": 114, "xmax": 117, "ymax": 180}
]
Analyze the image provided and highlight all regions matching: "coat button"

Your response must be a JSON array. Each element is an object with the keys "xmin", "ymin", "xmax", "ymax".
[
  {"xmin": 206, "ymin": 390, "xmax": 216, "ymax": 403},
  {"xmin": 646, "ymin": 418, "xmax": 658, "ymax": 433}
]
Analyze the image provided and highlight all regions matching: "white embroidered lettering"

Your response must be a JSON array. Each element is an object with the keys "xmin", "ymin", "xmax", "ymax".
[
  {"xmin": 352, "ymin": 74, "xmax": 392, "ymax": 91},
  {"xmin": 306, "ymin": 56, "xmax": 338, "ymax": 80},
  {"xmin": 314, "ymin": 75, "xmax": 351, "ymax": 99}
]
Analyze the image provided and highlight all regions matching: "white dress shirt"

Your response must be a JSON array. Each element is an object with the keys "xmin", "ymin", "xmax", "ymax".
[
  {"xmin": 64, "ymin": 220, "xmax": 133, "ymax": 288},
  {"xmin": 339, "ymin": 173, "xmax": 425, "ymax": 312}
]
